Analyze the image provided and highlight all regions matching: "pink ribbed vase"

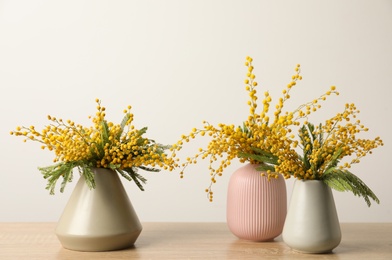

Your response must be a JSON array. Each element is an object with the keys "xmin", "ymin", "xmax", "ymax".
[{"xmin": 227, "ymin": 163, "xmax": 287, "ymax": 241}]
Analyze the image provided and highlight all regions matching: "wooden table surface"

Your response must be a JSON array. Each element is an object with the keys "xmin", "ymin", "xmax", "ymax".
[{"xmin": 1, "ymin": 222, "xmax": 391, "ymax": 259}]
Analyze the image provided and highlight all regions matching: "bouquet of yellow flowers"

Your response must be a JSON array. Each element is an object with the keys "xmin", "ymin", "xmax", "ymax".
[
  {"xmin": 174, "ymin": 57, "xmax": 383, "ymax": 206},
  {"xmin": 11, "ymin": 99, "xmax": 176, "ymax": 194}
]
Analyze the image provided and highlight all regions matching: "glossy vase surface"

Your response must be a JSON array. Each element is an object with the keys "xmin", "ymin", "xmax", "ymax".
[
  {"xmin": 55, "ymin": 168, "xmax": 142, "ymax": 251},
  {"xmin": 282, "ymin": 180, "xmax": 341, "ymax": 253},
  {"xmin": 227, "ymin": 163, "xmax": 287, "ymax": 241}
]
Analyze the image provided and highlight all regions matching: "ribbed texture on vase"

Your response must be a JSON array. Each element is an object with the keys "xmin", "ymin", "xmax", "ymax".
[{"xmin": 227, "ymin": 163, "xmax": 287, "ymax": 241}]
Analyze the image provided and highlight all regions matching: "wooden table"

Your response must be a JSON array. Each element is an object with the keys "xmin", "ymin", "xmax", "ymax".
[{"xmin": 1, "ymin": 223, "xmax": 391, "ymax": 259}]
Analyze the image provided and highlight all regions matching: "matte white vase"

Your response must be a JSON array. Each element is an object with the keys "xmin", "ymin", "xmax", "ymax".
[
  {"xmin": 55, "ymin": 168, "xmax": 142, "ymax": 251},
  {"xmin": 282, "ymin": 180, "xmax": 341, "ymax": 253},
  {"xmin": 227, "ymin": 163, "xmax": 287, "ymax": 241}
]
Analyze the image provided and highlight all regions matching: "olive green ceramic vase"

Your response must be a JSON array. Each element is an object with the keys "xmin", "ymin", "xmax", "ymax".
[{"xmin": 55, "ymin": 168, "xmax": 142, "ymax": 251}]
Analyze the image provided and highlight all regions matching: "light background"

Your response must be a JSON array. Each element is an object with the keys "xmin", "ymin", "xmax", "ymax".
[{"xmin": 1, "ymin": 0, "xmax": 391, "ymax": 223}]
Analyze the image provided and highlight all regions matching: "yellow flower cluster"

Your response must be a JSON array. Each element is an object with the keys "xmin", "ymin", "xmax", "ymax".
[
  {"xmin": 11, "ymin": 99, "xmax": 177, "ymax": 193},
  {"xmin": 172, "ymin": 57, "xmax": 306, "ymax": 201},
  {"xmin": 279, "ymin": 102, "xmax": 384, "ymax": 180},
  {"xmin": 174, "ymin": 57, "xmax": 383, "ymax": 202}
]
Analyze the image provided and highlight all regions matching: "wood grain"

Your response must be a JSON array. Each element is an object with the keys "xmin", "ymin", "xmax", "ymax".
[{"xmin": 0, "ymin": 223, "xmax": 391, "ymax": 259}]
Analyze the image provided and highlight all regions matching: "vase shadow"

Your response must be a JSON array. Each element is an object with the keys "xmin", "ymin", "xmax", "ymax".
[{"xmin": 227, "ymin": 235, "xmax": 345, "ymax": 258}]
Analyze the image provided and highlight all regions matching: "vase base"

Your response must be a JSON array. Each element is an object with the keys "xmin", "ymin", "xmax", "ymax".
[
  {"xmin": 291, "ymin": 248, "xmax": 334, "ymax": 254},
  {"xmin": 57, "ymin": 229, "xmax": 142, "ymax": 252},
  {"xmin": 235, "ymin": 236, "xmax": 275, "ymax": 242}
]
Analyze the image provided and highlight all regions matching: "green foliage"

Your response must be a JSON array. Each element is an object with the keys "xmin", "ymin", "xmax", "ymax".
[
  {"xmin": 298, "ymin": 122, "xmax": 380, "ymax": 207},
  {"xmin": 239, "ymin": 122, "xmax": 253, "ymax": 138},
  {"xmin": 39, "ymin": 161, "xmax": 160, "ymax": 194},
  {"xmin": 323, "ymin": 168, "xmax": 380, "ymax": 207},
  {"xmin": 117, "ymin": 168, "xmax": 147, "ymax": 191},
  {"xmin": 238, "ymin": 147, "xmax": 278, "ymax": 172},
  {"xmin": 324, "ymin": 147, "xmax": 344, "ymax": 173},
  {"xmin": 39, "ymin": 162, "xmax": 98, "ymax": 194},
  {"xmin": 39, "ymin": 162, "xmax": 77, "ymax": 195},
  {"xmin": 118, "ymin": 112, "xmax": 131, "ymax": 139},
  {"xmin": 79, "ymin": 165, "xmax": 96, "ymax": 190},
  {"xmin": 299, "ymin": 123, "xmax": 314, "ymax": 172}
]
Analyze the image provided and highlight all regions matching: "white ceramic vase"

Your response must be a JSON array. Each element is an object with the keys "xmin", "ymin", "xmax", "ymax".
[
  {"xmin": 282, "ymin": 180, "xmax": 341, "ymax": 253},
  {"xmin": 55, "ymin": 168, "xmax": 142, "ymax": 251},
  {"xmin": 226, "ymin": 163, "xmax": 287, "ymax": 241}
]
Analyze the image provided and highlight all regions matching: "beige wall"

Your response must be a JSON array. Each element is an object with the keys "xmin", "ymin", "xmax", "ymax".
[{"xmin": 1, "ymin": 0, "xmax": 391, "ymax": 222}]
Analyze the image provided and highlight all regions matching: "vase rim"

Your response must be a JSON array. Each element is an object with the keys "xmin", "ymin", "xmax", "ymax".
[
  {"xmin": 243, "ymin": 162, "xmax": 277, "ymax": 173},
  {"xmin": 297, "ymin": 179, "xmax": 323, "ymax": 182}
]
